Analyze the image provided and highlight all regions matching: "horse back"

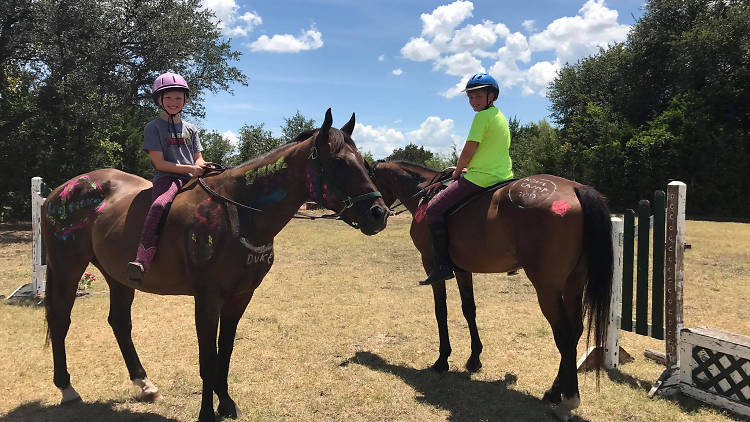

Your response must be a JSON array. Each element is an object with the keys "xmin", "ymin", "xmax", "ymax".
[{"xmin": 443, "ymin": 174, "xmax": 586, "ymax": 275}]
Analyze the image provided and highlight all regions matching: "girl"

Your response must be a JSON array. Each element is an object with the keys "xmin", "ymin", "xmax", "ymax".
[{"xmin": 127, "ymin": 72, "xmax": 209, "ymax": 283}]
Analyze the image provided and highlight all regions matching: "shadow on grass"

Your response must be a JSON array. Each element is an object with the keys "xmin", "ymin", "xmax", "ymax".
[
  {"xmin": 605, "ymin": 368, "xmax": 748, "ymax": 421},
  {"xmin": 0, "ymin": 400, "xmax": 180, "ymax": 422},
  {"xmin": 344, "ymin": 351, "xmax": 591, "ymax": 422}
]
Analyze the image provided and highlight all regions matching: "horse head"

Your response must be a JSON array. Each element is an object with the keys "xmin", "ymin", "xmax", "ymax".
[{"xmin": 308, "ymin": 108, "xmax": 388, "ymax": 235}]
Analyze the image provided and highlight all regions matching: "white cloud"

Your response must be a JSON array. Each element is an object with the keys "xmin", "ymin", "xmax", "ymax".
[
  {"xmin": 249, "ymin": 27, "xmax": 323, "ymax": 53},
  {"xmin": 392, "ymin": 68, "xmax": 403, "ymax": 76},
  {"xmin": 401, "ymin": 0, "xmax": 631, "ymax": 98},
  {"xmin": 352, "ymin": 116, "xmax": 462, "ymax": 159},
  {"xmin": 434, "ymin": 52, "xmax": 484, "ymax": 77},
  {"xmin": 222, "ymin": 130, "xmax": 240, "ymax": 147},
  {"xmin": 378, "ymin": 54, "xmax": 385, "ymax": 62},
  {"xmin": 420, "ymin": 1, "xmax": 474, "ymax": 46},
  {"xmin": 529, "ymin": 0, "xmax": 629, "ymax": 64},
  {"xmin": 352, "ymin": 123, "xmax": 406, "ymax": 158},
  {"xmin": 201, "ymin": 0, "xmax": 261, "ymax": 38},
  {"xmin": 448, "ymin": 22, "xmax": 498, "ymax": 52},
  {"xmin": 401, "ymin": 37, "xmax": 440, "ymax": 62}
]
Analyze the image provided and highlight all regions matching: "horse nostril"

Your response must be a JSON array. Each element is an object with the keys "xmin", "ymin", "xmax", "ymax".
[{"xmin": 371, "ymin": 205, "xmax": 386, "ymax": 220}]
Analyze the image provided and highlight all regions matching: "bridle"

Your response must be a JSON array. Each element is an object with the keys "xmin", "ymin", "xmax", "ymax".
[
  {"xmin": 197, "ymin": 144, "xmax": 382, "ymax": 230},
  {"xmin": 305, "ymin": 145, "xmax": 382, "ymax": 228},
  {"xmin": 369, "ymin": 161, "xmax": 451, "ymax": 216}
]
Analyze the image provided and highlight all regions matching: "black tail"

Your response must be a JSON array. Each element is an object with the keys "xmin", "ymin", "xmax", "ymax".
[{"xmin": 574, "ymin": 185, "xmax": 613, "ymax": 380}]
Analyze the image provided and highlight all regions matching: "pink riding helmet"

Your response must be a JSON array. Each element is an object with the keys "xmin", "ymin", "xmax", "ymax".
[{"xmin": 151, "ymin": 72, "xmax": 190, "ymax": 99}]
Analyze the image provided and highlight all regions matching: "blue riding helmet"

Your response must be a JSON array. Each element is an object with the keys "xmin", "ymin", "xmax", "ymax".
[{"xmin": 463, "ymin": 73, "xmax": 500, "ymax": 99}]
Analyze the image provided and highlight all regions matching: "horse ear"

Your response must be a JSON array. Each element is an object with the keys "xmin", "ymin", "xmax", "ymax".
[
  {"xmin": 316, "ymin": 108, "xmax": 333, "ymax": 153},
  {"xmin": 341, "ymin": 112, "xmax": 355, "ymax": 136}
]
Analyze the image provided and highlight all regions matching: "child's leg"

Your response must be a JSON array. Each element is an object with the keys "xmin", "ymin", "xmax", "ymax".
[
  {"xmin": 420, "ymin": 177, "xmax": 483, "ymax": 285},
  {"xmin": 425, "ymin": 177, "xmax": 483, "ymax": 223},
  {"xmin": 134, "ymin": 177, "xmax": 184, "ymax": 271}
]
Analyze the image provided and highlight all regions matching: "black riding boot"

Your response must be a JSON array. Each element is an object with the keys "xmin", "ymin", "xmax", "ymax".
[{"xmin": 420, "ymin": 223, "xmax": 455, "ymax": 285}]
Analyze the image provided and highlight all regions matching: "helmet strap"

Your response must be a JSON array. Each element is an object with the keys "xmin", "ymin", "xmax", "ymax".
[{"xmin": 157, "ymin": 92, "xmax": 184, "ymax": 139}]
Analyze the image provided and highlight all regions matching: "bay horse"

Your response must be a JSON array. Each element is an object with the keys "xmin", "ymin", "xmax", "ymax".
[
  {"xmin": 41, "ymin": 109, "xmax": 388, "ymax": 422},
  {"xmin": 369, "ymin": 160, "xmax": 613, "ymax": 421}
]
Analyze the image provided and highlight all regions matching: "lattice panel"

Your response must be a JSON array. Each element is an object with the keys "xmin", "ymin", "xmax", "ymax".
[{"xmin": 691, "ymin": 346, "xmax": 750, "ymax": 404}]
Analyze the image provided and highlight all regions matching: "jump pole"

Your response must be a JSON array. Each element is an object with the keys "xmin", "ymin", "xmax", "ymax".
[{"xmin": 6, "ymin": 177, "xmax": 47, "ymax": 300}]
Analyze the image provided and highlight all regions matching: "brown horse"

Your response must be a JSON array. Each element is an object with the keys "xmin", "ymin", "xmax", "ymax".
[
  {"xmin": 41, "ymin": 109, "xmax": 388, "ymax": 422},
  {"xmin": 369, "ymin": 160, "xmax": 613, "ymax": 421}
]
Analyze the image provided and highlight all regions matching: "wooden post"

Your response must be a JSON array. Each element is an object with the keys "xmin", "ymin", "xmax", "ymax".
[
  {"xmin": 635, "ymin": 200, "xmax": 651, "ymax": 336},
  {"xmin": 7, "ymin": 177, "xmax": 47, "ymax": 301},
  {"xmin": 31, "ymin": 177, "xmax": 47, "ymax": 297},
  {"xmin": 651, "ymin": 190, "xmax": 666, "ymax": 340},
  {"xmin": 649, "ymin": 181, "xmax": 686, "ymax": 397},
  {"xmin": 621, "ymin": 209, "xmax": 635, "ymax": 332}
]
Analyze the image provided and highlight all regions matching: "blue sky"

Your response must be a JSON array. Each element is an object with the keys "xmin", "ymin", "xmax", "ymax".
[{"xmin": 199, "ymin": 0, "xmax": 645, "ymax": 159}]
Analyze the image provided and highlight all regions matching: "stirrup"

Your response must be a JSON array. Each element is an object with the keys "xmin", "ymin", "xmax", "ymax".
[{"xmin": 127, "ymin": 261, "xmax": 145, "ymax": 285}]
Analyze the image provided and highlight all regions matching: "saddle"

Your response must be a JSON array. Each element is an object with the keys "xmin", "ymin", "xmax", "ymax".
[{"xmin": 417, "ymin": 171, "xmax": 516, "ymax": 221}]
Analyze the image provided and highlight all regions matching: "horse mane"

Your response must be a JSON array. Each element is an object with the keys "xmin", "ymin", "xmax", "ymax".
[
  {"xmin": 231, "ymin": 127, "xmax": 353, "ymax": 171},
  {"xmin": 382, "ymin": 160, "xmax": 438, "ymax": 173}
]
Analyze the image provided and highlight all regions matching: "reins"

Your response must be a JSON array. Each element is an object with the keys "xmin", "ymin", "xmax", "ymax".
[
  {"xmin": 197, "ymin": 164, "xmax": 263, "ymax": 213},
  {"xmin": 196, "ymin": 145, "xmax": 383, "ymax": 230},
  {"xmin": 370, "ymin": 161, "xmax": 452, "ymax": 216}
]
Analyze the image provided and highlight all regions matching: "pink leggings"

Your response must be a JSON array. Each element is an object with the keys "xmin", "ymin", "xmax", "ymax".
[
  {"xmin": 135, "ymin": 176, "xmax": 184, "ymax": 266},
  {"xmin": 425, "ymin": 176, "xmax": 483, "ymax": 223}
]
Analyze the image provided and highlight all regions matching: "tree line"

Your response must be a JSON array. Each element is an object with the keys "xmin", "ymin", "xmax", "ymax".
[{"xmin": 2, "ymin": 0, "xmax": 747, "ymax": 220}]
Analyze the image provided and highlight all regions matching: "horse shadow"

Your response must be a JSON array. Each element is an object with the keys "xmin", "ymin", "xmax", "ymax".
[
  {"xmin": 343, "ymin": 351, "xmax": 590, "ymax": 422},
  {"xmin": 0, "ymin": 400, "xmax": 180, "ymax": 422}
]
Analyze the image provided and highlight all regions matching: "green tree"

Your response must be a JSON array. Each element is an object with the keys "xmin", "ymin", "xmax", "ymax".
[
  {"xmin": 0, "ymin": 0, "xmax": 246, "ymax": 220},
  {"xmin": 280, "ymin": 110, "xmax": 316, "ymax": 143},
  {"xmin": 200, "ymin": 129, "xmax": 236, "ymax": 166},
  {"xmin": 547, "ymin": 0, "xmax": 750, "ymax": 216},
  {"xmin": 386, "ymin": 143, "xmax": 433, "ymax": 165},
  {"xmin": 236, "ymin": 123, "xmax": 279, "ymax": 162},
  {"xmin": 361, "ymin": 151, "xmax": 375, "ymax": 165}
]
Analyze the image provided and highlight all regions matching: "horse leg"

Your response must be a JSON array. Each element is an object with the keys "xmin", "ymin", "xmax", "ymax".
[
  {"xmin": 215, "ymin": 291, "xmax": 254, "ymax": 419},
  {"xmin": 103, "ymin": 274, "xmax": 159, "ymax": 402},
  {"xmin": 456, "ymin": 271, "xmax": 482, "ymax": 372},
  {"xmin": 430, "ymin": 279, "xmax": 451, "ymax": 373},
  {"xmin": 535, "ymin": 288, "xmax": 582, "ymax": 421},
  {"xmin": 195, "ymin": 290, "xmax": 223, "ymax": 422},
  {"xmin": 44, "ymin": 257, "xmax": 89, "ymax": 405}
]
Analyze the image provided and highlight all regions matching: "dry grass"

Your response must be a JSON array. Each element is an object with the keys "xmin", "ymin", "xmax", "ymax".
[{"xmin": 0, "ymin": 218, "xmax": 748, "ymax": 422}]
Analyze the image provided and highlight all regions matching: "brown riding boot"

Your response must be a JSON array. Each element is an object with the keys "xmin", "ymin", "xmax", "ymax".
[{"xmin": 420, "ymin": 223, "xmax": 455, "ymax": 285}]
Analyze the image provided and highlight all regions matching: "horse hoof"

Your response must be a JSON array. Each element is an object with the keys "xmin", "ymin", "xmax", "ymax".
[
  {"xmin": 217, "ymin": 400, "xmax": 242, "ymax": 419},
  {"xmin": 430, "ymin": 359, "xmax": 449, "ymax": 373},
  {"xmin": 60, "ymin": 396, "xmax": 82, "ymax": 406},
  {"xmin": 543, "ymin": 388, "xmax": 562, "ymax": 404},
  {"xmin": 198, "ymin": 409, "xmax": 217, "ymax": 422},
  {"xmin": 550, "ymin": 394, "xmax": 580, "ymax": 421},
  {"xmin": 465, "ymin": 356, "xmax": 482, "ymax": 372},
  {"xmin": 550, "ymin": 403, "xmax": 572, "ymax": 421},
  {"xmin": 133, "ymin": 378, "xmax": 160, "ymax": 402},
  {"xmin": 59, "ymin": 385, "xmax": 81, "ymax": 405}
]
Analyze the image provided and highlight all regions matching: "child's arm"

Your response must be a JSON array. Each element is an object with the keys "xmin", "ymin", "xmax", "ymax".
[
  {"xmin": 193, "ymin": 151, "xmax": 211, "ymax": 168},
  {"xmin": 452, "ymin": 141, "xmax": 479, "ymax": 179},
  {"xmin": 148, "ymin": 150, "xmax": 204, "ymax": 176}
]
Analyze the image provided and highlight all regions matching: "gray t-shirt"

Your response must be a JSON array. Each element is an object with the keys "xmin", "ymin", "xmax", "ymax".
[{"xmin": 143, "ymin": 118, "xmax": 203, "ymax": 181}]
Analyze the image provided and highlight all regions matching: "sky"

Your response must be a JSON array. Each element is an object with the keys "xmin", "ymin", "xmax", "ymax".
[{"xmin": 198, "ymin": 0, "xmax": 646, "ymax": 159}]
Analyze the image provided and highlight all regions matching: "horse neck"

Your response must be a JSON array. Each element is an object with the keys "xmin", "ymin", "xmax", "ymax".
[
  {"xmin": 382, "ymin": 163, "xmax": 437, "ymax": 215},
  {"xmin": 223, "ymin": 139, "xmax": 313, "ymax": 239}
]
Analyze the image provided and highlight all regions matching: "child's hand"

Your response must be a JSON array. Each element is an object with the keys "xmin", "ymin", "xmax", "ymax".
[{"xmin": 189, "ymin": 164, "xmax": 205, "ymax": 176}]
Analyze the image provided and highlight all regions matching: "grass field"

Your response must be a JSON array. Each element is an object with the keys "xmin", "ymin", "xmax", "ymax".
[{"xmin": 0, "ymin": 216, "xmax": 748, "ymax": 422}]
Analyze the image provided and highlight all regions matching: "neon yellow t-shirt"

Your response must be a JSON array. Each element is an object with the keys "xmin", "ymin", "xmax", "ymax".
[{"xmin": 464, "ymin": 106, "xmax": 513, "ymax": 187}]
